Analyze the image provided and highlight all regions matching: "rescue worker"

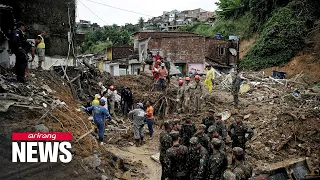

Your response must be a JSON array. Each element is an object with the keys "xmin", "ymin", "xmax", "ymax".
[
  {"xmin": 83, "ymin": 99, "xmax": 113, "ymax": 145},
  {"xmin": 193, "ymin": 124, "xmax": 210, "ymax": 150},
  {"xmin": 215, "ymin": 114, "xmax": 227, "ymax": 141},
  {"xmin": 35, "ymin": 31, "xmax": 46, "ymax": 69},
  {"xmin": 183, "ymin": 77, "xmax": 192, "ymax": 113},
  {"xmin": 128, "ymin": 103, "xmax": 146, "ymax": 147},
  {"xmin": 179, "ymin": 115, "xmax": 197, "ymax": 147},
  {"xmin": 171, "ymin": 119, "xmax": 181, "ymax": 131},
  {"xmin": 158, "ymin": 63, "xmax": 168, "ymax": 91},
  {"xmin": 145, "ymin": 101, "xmax": 155, "ymax": 137},
  {"xmin": 176, "ymin": 80, "xmax": 185, "ymax": 113},
  {"xmin": 207, "ymin": 125, "xmax": 226, "ymax": 154},
  {"xmin": 121, "ymin": 87, "xmax": 134, "ymax": 116},
  {"xmin": 101, "ymin": 91, "xmax": 109, "ymax": 112},
  {"xmin": 159, "ymin": 121, "xmax": 173, "ymax": 180},
  {"xmin": 153, "ymin": 51, "xmax": 162, "ymax": 61},
  {"xmin": 152, "ymin": 60, "xmax": 161, "ymax": 86},
  {"xmin": 201, "ymin": 109, "xmax": 216, "ymax": 133},
  {"xmin": 206, "ymin": 138, "xmax": 228, "ymax": 180},
  {"xmin": 193, "ymin": 75, "xmax": 203, "ymax": 113},
  {"xmin": 10, "ymin": 22, "xmax": 30, "ymax": 83},
  {"xmin": 163, "ymin": 57, "xmax": 171, "ymax": 87},
  {"xmin": 231, "ymin": 71, "xmax": 241, "ymax": 107},
  {"xmin": 92, "ymin": 94, "xmax": 101, "ymax": 106},
  {"xmin": 164, "ymin": 131, "xmax": 189, "ymax": 180},
  {"xmin": 108, "ymin": 86, "xmax": 116, "ymax": 117},
  {"xmin": 223, "ymin": 147, "xmax": 252, "ymax": 180},
  {"xmin": 146, "ymin": 49, "xmax": 154, "ymax": 70},
  {"xmin": 228, "ymin": 116, "xmax": 254, "ymax": 151},
  {"xmin": 203, "ymin": 65, "xmax": 215, "ymax": 93},
  {"xmin": 187, "ymin": 137, "xmax": 208, "ymax": 180}
]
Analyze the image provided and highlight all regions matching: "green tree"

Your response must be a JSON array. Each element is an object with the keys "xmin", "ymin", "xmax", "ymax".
[
  {"xmin": 215, "ymin": 0, "xmax": 246, "ymax": 18},
  {"xmin": 138, "ymin": 17, "xmax": 144, "ymax": 29}
]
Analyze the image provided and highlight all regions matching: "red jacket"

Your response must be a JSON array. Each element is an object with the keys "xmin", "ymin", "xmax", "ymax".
[
  {"xmin": 153, "ymin": 54, "xmax": 162, "ymax": 61},
  {"xmin": 152, "ymin": 64, "xmax": 160, "ymax": 80}
]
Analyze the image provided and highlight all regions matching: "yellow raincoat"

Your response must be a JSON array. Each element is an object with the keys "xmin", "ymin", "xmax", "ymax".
[{"xmin": 203, "ymin": 68, "xmax": 215, "ymax": 92}]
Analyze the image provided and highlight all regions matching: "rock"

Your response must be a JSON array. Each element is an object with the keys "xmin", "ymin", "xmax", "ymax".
[
  {"xmin": 82, "ymin": 155, "xmax": 101, "ymax": 169},
  {"xmin": 121, "ymin": 171, "xmax": 132, "ymax": 180},
  {"xmin": 128, "ymin": 142, "xmax": 134, "ymax": 146},
  {"xmin": 101, "ymin": 175, "xmax": 108, "ymax": 180},
  {"xmin": 32, "ymin": 124, "xmax": 49, "ymax": 132},
  {"xmin": 43, "ymin": 103, "xmax": 48, "ymax": 108},
  {"xmin": 301, "ymin": 115, "xmax": 306, "ymax": 120}
]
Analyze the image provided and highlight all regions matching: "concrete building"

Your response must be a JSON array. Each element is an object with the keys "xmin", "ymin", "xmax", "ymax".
[
  {"xmin": 134, "ymin": 31, "xmax": 239, "ymax": 75},
  {"xmin": 0, "ymin": 0, "xmax": 76, "ymax": 70}
]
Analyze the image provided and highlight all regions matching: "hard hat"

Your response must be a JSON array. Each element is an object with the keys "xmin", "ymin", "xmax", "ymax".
[
  {"xmin": 195, "ymin": 75, "xmax": 200, "ymax": 80},
  {"xmin": 185, "ymin": 77, "xmax": 191, "ymax": 81},
  {"xmin": 95, "ymin": 94, "xmax": 101, "ymax": 99},
  {"xmin": 178, "ymin": 80, "xmax": 184, "ymax": 85},
  {"xmin": 109, "ymin": 86, "xmax": 114, "ymax": 91}
]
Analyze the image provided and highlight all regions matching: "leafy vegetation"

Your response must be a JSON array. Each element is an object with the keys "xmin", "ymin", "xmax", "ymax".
[
  {"xmin": 178, "ymin": 12, "xmax": 252, "ymax": 39},
  {"xmin": 80, "ymin": 25, "xmax": 135, "ymax": 54},
  {"xmin": 240, "ymin": 0, "xmax": 320, "ymax": 70}
]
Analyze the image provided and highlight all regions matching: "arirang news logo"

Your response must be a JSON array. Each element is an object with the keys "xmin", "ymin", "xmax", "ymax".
[{"xmin": 12, "ymin": 132, "xmax": 72, "ymax": 163}]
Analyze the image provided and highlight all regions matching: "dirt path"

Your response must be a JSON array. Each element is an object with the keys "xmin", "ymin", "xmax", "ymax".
[{"xmin": 106, "ymin": 133, "xmax": 162, "ymax": 180}]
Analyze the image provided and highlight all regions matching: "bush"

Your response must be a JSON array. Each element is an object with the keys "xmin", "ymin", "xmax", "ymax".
[{"xmin": 239, "ymin": 7, "xmax": 307, "ymax": 70}]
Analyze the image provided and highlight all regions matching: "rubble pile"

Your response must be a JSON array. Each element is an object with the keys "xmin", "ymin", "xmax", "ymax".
[
  {"xmin": 0, "ymin": 71, "xmax": 117, "ymax": 179},
  {"xmin": 212, "ymin": 71, "xmax": 320, "ymax": 170}
]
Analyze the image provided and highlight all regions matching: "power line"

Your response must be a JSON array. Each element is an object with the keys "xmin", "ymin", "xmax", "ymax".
[
  {"xmin": 84, "ymin": 0, "xmax": 153, "ymax": 17},
  {"xmin": 78, "ymin": 0, "xmax": 108, "ymax": 24}
]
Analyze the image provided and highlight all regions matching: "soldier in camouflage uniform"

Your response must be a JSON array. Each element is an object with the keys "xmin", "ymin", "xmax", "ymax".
[
  {"xmin": 171, "ymin": 119, "xmax": 181, "ymax": 131},
  {"xmin": 193, "ymin": 75, "xmax": 203, "ymax": 114},
  {"xmin": 215, "ymin": 114, "xmax": 227, "ymax": 141},
  {"xmin": 159, "ymin": 121, "xmax": 173, "ymax": 180},
  {"xmin": 183, "ymin": 77, "xmax": 192, "ymax": 113},
  {"xmin": 164, "ymin": 131, "xmax": 189, "ymax": 180},
  {"xmin": 207, "ymin": 125, "xmax": 226, "ymax": 154},
  {"xmin": 201, "ymin": 109, "xmax": 216, "ymax": 133},
  {"xmin": 231, "ymin": 71, "xmax": 242, "ymax": 107},
  {"xmin": 187, "ymin": 137, "xmax": 208, "ymax": 180},
  {"xmin": 176, "ymin": 80, "xmax": 185, "ymax": 113},
  {"xmin": 179, "ymin": 115, "xmax": 197, "ymax": 147},
  {"xmin": 228, "ymin": 116, "xmax": 254, "ymax": 151},
  {"xmin": 193, "ymin": 124, "xmax": 210, "ymax": 150},
  {"xmin": 223, "ymin": 147, "xmax": 252, "ymax": 180},
  {"xmin": 206, "ymin": 138, "xmax": 228, "ymax": 180}
]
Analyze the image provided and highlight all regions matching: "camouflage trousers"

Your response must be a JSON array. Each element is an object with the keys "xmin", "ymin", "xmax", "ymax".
[
  {"xmin": 193, "ymin": 96, "xmax": 202, "ymax": 113},
  {"xmin": 183, "ymin": 97, "xmax": 191, "ymax": 113}
]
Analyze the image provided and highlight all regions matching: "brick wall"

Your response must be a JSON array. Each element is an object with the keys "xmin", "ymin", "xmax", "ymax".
[
  {"xmin": 112, "ymin": 46, "xmax": 133, "ymax": 60},
  {"xmin": 135, "ymin": 32, "xmax": 238, "ymax": 65}
]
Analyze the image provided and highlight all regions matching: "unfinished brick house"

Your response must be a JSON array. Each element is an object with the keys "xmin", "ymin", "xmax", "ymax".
[{"xmin": 134, "ymin": 31, "xmax": 238, "ymax": 75}]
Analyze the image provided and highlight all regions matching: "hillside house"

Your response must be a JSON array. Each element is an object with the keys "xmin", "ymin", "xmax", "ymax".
[{"xmin": 134, "ymin": 32, "xmax": 239, "ymax": 75}]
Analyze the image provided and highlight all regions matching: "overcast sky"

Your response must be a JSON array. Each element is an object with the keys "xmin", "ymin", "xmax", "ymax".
[{"xmin": 76, "ymin": 0, "xmax": 219, "ymax": 26}]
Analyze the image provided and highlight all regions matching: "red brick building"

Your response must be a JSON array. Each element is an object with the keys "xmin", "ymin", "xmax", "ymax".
[{"xmin": 134, "ymin": 32, "xmax": 238, "ymax": 75}]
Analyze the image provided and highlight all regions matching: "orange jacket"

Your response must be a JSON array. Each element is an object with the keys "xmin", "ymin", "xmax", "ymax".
[{"xmin": 146, "ymin": 106, "xmax": 154, "ymax": 119}]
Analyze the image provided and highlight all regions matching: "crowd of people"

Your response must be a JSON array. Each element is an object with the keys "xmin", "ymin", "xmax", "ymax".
[{"xmin": 159, "ymin": 110, "xmax": 254, "ymax": 180}]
